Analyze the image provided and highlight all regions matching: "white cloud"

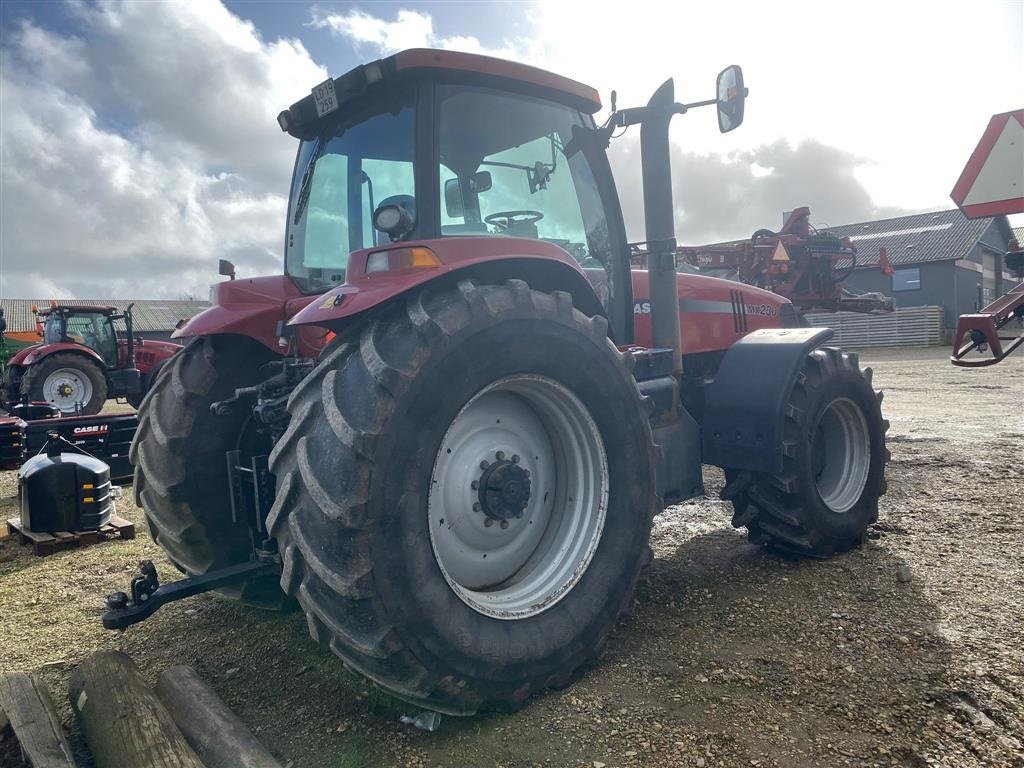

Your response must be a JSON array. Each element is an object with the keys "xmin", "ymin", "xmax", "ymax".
[
  {"xmin": 1, "ymin": 1, "xmax": 324, "ymax": 299},
  {"xmin": 3, "ymin": 1, "xmax": 1021, "ymax": 300},
  {"xmin": 307, "ymin": 6, "xmax": 525, "ymax": 60},
  {"xmin": 306, "ymin": 4, "xmax": 923, "ymax": 241},
  {"xmin": 309, "ymin": 8, "xmax": 434, "ymax": 51}
]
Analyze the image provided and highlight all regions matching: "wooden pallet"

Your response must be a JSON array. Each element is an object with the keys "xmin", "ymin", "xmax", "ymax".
[{"xmin": 3, "ymin": 515, "xmax": 135, "ymax": 556}]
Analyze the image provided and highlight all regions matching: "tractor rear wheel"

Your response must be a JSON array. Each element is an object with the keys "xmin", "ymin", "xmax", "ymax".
[
  {"xmin": 131, "ymin": 334, "xmax": 286, "ymax": 608},
  {"xmin": 723, "ymin": 347, "xmax": 889, "ymax": 557},
  {"xmin": 267, "ymin": 279, "xmax": 658, "ymax": 714},
  {"xmin": 22, "ymin": 353, "xmax": 107, "ymax": 415}
]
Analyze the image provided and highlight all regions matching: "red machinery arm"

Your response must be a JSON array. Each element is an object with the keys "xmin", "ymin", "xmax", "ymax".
[{"xmin": 950, "ymin": 281, "xmax": 1024, "ymax": 367}]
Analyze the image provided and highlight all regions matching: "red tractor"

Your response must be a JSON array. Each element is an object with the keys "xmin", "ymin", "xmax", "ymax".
[
  {"xmin": 113, "ymin": 50, "xmax": 889, "ymax": 715},
  {"xmin": 1, "ymin": 304, "xmax": 180, "ymax": 415}
]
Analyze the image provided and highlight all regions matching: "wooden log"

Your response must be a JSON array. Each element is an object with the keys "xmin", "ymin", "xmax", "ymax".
[
  {"xmin": 0, "ymin": 672, "xmax": 77, "ymax": 767},
  {"xmin": 68, "ymin": 651, "xmax": 204, "ymax": 768},
  {"xmin": 156, "ymin": 665, "xmax": 283, "ymax": 768}
]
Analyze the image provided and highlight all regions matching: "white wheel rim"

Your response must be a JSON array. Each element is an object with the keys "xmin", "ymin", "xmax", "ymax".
[
  {"xmin": 813, "ymin": 397, "xmax": 870, "ymax": 513},
  {"xmin": 42, "ymin": 368, "xmax": 93, "ymax": 412},
  {"xmin": 428, "ymin": 375, "xmax": 608, "ymax": 620}
]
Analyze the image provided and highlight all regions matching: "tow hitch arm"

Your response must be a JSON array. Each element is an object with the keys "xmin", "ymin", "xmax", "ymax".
[{"xmin": 102, "ymin": 558, "xmax": 279, "ymax": 630}]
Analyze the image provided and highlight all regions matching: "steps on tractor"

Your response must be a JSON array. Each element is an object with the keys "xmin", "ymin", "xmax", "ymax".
[{"xmin": 3, "ymin": 515, "xmax": 135, "ymax": 556}]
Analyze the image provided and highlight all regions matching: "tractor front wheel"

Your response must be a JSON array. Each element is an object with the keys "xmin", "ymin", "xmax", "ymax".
[
  {"xmin": 723, "ymin": 347, "xmax": 889, "ymax": 557},
  {"xmin": 268, "ymin": 280, "xmax": 658, "ymax": 714},
  {"xmin": 22, "ymin": 353, "xmax": 107, "ymax": 415},
  {"xmin": 131, "ymin": 334, "xmax": 286, "ymax": 607}
]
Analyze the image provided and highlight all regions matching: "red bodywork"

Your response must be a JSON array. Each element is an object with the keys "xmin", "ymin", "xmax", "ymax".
[
  {"xmin": 125, "ymin": 338, "xmax": 182, "ymax": 374},
  {"xmin": 629, "ymin": 271, "xmax": 787, "ymax": 354},
  {"xmin": 7, "ymin": 335, "xmax": 179, "ymax": 376},
  {"xmin": 7, "ymin": 342, "xmax": 105, "ymax": 368},
  {"xmin": 173, "ymin": 275, "xmax": 327, "ymax": 357},
  {"xmin": 175, "ymin": 237, "xmax": 792, "ymax": 361}
]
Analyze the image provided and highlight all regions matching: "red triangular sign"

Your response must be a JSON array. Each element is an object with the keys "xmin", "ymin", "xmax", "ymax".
[{"xmin": 951, "ymin": 109, "xmax": 1024, "ymax": 218}]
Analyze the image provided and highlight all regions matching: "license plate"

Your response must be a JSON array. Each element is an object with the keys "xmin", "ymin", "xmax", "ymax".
[{"xmin": 312, "ymin": 78, "xmax": 338, "ymax": 118}]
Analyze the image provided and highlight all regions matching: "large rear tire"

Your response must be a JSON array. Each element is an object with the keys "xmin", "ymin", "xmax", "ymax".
[
  {"xmin": 22, "ymin": 353, "xmax": 107, "ymax": 415},
  {"xmin": 131, "ymin": 334, "xmax": 286, "ymax": 607},
  {"xmin": 268, "ymin": 279, "xmax": 659, "ymax": 714},
  {"xmin": 723, "ymin": 347, "xmax": 889, "ymax": 557}
]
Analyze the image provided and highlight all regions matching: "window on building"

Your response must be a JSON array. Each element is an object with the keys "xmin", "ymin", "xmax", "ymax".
[{"xmin": 892, "ymin": 267, "xmax": 921, "ymax": 292}]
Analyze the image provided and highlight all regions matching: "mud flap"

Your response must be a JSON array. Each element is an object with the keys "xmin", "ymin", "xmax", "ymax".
[{"xmin": 702, "ymin": 327, "xmax": 833, "ymax": 474}]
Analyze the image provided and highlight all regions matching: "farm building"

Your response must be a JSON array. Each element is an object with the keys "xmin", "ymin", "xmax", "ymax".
[{"xmin": 828, "ymin": 209, "xmax": 1017, "ymax": 330}]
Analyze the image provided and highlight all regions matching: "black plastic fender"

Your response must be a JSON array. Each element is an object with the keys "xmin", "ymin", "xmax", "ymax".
[{"xmin": 702, "ymin": 327, "xmax": 834, "ymax": 474}]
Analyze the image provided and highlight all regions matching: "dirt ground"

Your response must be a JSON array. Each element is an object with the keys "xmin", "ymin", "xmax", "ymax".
[{"xmin": 0, "ymin": 345, "xmax": 1021, "ymax": 768}]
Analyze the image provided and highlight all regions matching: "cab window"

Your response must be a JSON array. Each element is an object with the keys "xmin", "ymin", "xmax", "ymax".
[
  {"xmin": 437, "ymin": 85, "xmax": 612, "ymax": 279},
  {"xmin": 285, "ymin": 91, "xmax": 416, "ymax": 294}
]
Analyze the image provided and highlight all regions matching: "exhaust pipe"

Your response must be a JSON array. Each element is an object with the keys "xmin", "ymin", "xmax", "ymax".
[{"xmin": 640, "ymin": 79, "xmax": 682, "ymax": 372}]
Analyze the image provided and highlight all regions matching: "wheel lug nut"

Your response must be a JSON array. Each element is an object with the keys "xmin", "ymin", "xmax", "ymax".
[
  {"xmin": 473, "ymin": 502, "xmax": 482, "ymax": 513},
  {"xmin": 484, "ymin": 518, "xmax": 494, "ymax": 527},
  {"xmin": 495, "ymin": 451, "xmax": 505, "ymax": 461},
  {"xmin": 500, "ymin": 519, "xmax": 509, "ymax": 530},
  {"xmin": 480, "ymin": 460, "xmax": 489, "ymax": 470},
  {"xmin": 511, "ymin": 454, "xmax": 520, "ymax": 463},
  {"xmin": 471, "ymin": 480, "xmax": 479, "ymax": 490}
]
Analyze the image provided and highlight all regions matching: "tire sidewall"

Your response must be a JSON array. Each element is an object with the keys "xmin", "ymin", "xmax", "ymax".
[
  {"xmin": 795, "ymin": 363, "xmax": 885, "ymax": 539},
  {"xmin": 365, "ymin": 312, "xmax": 655, "ymax": 684}
]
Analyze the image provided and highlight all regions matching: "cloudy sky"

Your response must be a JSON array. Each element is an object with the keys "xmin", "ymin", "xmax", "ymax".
[{"xmin": 1, "ymin": 0, "xmax": 1022, "ymax": 299}]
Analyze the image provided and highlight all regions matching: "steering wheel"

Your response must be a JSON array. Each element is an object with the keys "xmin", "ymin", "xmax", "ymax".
[{"xmin": 485, "ymin": 210, "xmax": 545, "ymax": 230}]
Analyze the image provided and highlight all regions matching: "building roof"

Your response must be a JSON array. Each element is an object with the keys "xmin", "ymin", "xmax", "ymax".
[
  {"xmin": 1012, "ymin": 225, "xmax": 1024, "ymax": 245},
  {"xmin": 0, "ymin": 298, "xmax": 208, "ymax": 334},
  {"xmin": 825, "ymin": 208, "xmax": 997, "ymax": 269}
]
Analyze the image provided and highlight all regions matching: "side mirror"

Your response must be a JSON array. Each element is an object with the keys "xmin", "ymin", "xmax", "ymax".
[
  {"xmin": 443, "ymin": 171, "xmax": 492, "ymax": 218},
  {"xmin": 444, "ymin": 178, "xmax": 464, "ymax": 219},
  {"xmin": 716, "ymin": 65, "xmax": 746, "ymax": 133},
  {"xmin": 218, "ymin": 259, "xmax": 236, "ymax": 280}
]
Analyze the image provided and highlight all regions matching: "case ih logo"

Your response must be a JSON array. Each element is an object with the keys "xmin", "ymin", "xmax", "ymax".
[{"xmin": 72, "ymin": 425, "xmax": 109, "ymax": 436}]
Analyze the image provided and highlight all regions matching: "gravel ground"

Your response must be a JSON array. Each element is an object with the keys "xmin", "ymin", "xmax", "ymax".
[{"xmin": 0, "ymin": 345, "xmax": 1021, "ymax": 768}]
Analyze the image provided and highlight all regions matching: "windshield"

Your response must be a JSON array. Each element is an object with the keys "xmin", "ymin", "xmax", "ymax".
[
  {"xmin": 43, "ymin": 312, "xmax": 118, "ymax": 365},
  {"xmin": 438, "ymin": 85, "xmax": 611, "ymax": 277},
  {"xmin": 285, "ymin": 93, "xmax": 416, "ymax": 294}
]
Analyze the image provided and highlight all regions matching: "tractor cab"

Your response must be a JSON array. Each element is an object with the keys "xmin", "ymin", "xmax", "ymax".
[
  {"xmin": 278, "ymin": 51, "xmax": 642, "ymax": 342},
  {"xmin": 277, "ymin": 50, "xmax": 747, "ymax": 350},
  {"xmin": 39, "ymin": 306, "xmax": 123, "ymax": 367}
]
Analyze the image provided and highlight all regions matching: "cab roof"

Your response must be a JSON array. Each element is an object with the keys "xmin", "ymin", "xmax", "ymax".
[
  {"xmin": 278, "ymin": 48, "xmax": 602, "ymax": 140},
  {"xmin": 38, "ymin": 304, "xmax": 117, "ymax": 316},
  {"xmin": 393, "ymin": 49, "xmax": 601, "ymax": 113}
]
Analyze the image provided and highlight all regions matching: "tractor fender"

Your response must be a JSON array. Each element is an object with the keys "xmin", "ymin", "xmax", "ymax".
[
  {"xmin": 701, "ymin": 327, "xmax": 834, "ymax": 474},
  {"xmin": 172, "ymin": 275, "xmax": 308, "ymax": 355},
  {"xmin": 288, "ymin": 237, "xmax": 604, "ymax": 331},
  {"xmin": 8, "ymin": 343, "xmax": 105, "ymax": 368}
]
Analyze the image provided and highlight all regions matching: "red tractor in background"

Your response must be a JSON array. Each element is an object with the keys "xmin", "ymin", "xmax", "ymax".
[
  {"xmin": 109, "ymin": 49, "xmax": 889, "ymax": 716},
  {"xmin": 1, "ymin": 304, "xmax": 180, "ymax": 415}
]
